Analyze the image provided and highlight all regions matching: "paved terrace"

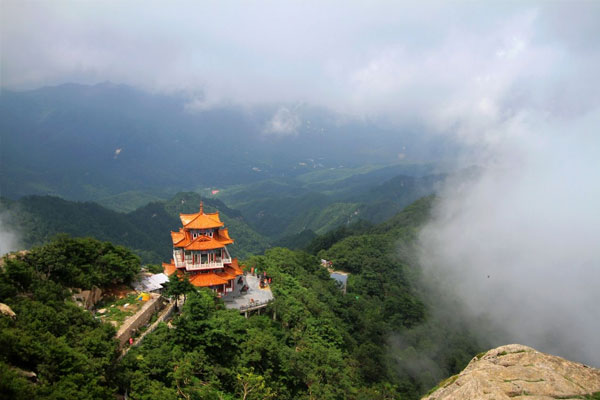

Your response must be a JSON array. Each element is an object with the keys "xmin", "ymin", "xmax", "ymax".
[{"xmin": 223, "ymin": 274, "xmax": 274, "ymax": 312}]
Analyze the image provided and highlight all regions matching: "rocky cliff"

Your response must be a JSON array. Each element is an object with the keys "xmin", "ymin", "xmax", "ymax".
[{"xmin": 423, "ymin": 344, "xmax": 600, "ymax": 400}]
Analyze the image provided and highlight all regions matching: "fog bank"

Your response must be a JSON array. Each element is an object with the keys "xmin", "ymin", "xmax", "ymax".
[
  {"xmin": 0, "ymin": 213, "xmax": 21, "ymax": 256},
  {"xmin": 419, "ymin": 110, "xmax": 600, "ymax": 366}
]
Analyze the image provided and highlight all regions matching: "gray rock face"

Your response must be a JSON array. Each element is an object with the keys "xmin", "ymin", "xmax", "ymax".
[{"xmin": 423, "ymin": 344, "xmax": 600, "ymax": 400}]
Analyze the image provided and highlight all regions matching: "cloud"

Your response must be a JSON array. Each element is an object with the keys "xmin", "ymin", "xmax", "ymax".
[
  {"xmin": 418, "ymin": 106, "xmax": 600, "ymax": 366},
  {"xmin": 263, "ymin": 106, "xmax": 301, "ymax": 136},
  {"xmin": 0, "ymin": 212, "xmax": 21, "ymax": 256},
  {"xmin": 2, "ymin": 1, "xmax": 598, "ymax": 124}
]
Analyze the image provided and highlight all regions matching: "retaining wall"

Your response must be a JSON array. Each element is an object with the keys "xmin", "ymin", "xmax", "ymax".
[{"xmin": 116, "ymin": 294, "xmax": 165, "ymax": 347}]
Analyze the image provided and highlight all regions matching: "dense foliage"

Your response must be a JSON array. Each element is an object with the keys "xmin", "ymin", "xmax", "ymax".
[
  {"xmin": 119, "ymin": 196, "xmax": 484, "ymax": 399},
  {"xmin": 0, "ymin": 197, "xmax": 485, "ymax": 399},
  {"xmin": 216, "ymin": 169, "xmax": 442, "ymax": 240},
  {"xmin": 315, "ymin": 196, "xmax": 484, "ymax": 393},
  {"xmin": 0, "ymin": 193, "xmax": 270, "ymax": 263},
  {"xmin": 0, "ymin": 236, "xmax": 138, "ymax": 399},
  {"xmin": 120, "ymin": 249, "xmax": 394, "ymax": 399}
]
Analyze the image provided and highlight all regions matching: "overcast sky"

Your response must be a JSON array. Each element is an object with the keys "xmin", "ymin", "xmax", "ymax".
[{"xmin": 2, "ymin": 1, "xmax": 599, "ymax": 128}]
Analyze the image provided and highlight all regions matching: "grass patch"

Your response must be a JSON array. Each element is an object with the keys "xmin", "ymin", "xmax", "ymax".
[
  {"xmin": 498, "ymin": 351, "xmax": 508, "ymax": 356},
  {"xmin": 476, "ymin": 351, "xmax": 487, "ymax": 360},
  {"xmin": 425, "ymin": 374, "xmax": 459, "ymax": 396},
  {"xmin": 95, "ymin": 293, "xmax": 144, "ymax": 328}
]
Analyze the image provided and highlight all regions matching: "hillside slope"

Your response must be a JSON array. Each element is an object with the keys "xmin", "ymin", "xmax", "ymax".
[
  {"xmin": 0, "ymin": 193, "xmax": 270, "ymax": 263},
  {"xmin": 0, "ymin": 196, "xmax": 489, "ymax": 399},
  {"xmin": 423, "ymin": 344, "xmax": 600, "ymax": 400}
]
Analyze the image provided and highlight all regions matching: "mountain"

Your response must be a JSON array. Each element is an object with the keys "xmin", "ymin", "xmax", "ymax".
[
  {"xmin": 215, "ymin": 170, "xmax": 445, "ymax": 240},
  {"xmin": 0, "ymin": 195, "xmax": 486, "ymax": 399},
  {"xmin": 423, "ymin": 344, "xmax": 600, "ymax": 400},
  {"xmin": 0, "ymin": 82, "xmax": 458, "ymax": 201},
  {"xmin": 0, "ymin": 192, "xmax": 270, "ymax": 263}
]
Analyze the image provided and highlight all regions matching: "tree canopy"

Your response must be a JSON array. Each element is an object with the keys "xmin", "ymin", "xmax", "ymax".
[{"xmin": 0, "ymin": 197, "xmax": 485, "ymax": 399}]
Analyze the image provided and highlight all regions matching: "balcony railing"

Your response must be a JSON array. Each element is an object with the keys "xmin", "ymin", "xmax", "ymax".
[
  {"xmin": 173, "ymin": 256, "xmax": 233, "ymax": 270},
  {"xmin": 185, "ymin": 261, "xmax": 224, "ymax": 271}
]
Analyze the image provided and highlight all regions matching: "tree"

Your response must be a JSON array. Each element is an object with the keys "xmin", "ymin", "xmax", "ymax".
[
  {"xmin": 237, "ymin": 367, "xmax": 275, "ymax": 400},
  {"xmin": 164, "ymin": 274, "xmax": 196, "ymax": 309}
]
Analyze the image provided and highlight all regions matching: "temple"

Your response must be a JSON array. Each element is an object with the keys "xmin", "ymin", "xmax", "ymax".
[{"xmin": 162, "ymin": 202, "xmax": 243, "ymax": 295}]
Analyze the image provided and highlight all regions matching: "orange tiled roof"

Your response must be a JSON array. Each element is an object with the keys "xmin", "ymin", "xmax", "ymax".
[
  {"xmin": 216, "ymin": 270, "xmax": 236, "ymax": 280},
  {"xmin": 189, "ymin": 273, "xmax": 230, "ymax": 287},
  {"xmin": 163, "ymin": 262, "xmax": 177, "ymax": 276},
  {"xmin": 227, "ymin": 258, "xmax": 244, "ymax": 275},
  {"xmin": 171, "ymin": 230, "xmax": 186, "ymax": 245},
  {"xmin": 223, "ymin": 266, "xmax": 239, "ymax": 277},
  {"xmin": 218, "ymin": 228, "xmax": 232, "ymax": 241},
  {"xmin": 180, "ymin": 210, "xmax": 224, "ymax": 230},
  {"xmin": 184, "ymin": 235, "xmax": 225, "ymax": 251},
  {"xmin": 172, "ymin": 229, "xmax": 234, "ymax": 249}
]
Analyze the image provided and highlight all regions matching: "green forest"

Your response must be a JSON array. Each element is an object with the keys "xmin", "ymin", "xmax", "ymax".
[
  {"xmin": 0, "ymin": 193, "xmax": 271, "ymax": 263},
  {"xmin": 0, "ymin": 197, "xmax": 485, "ymax": 399}
]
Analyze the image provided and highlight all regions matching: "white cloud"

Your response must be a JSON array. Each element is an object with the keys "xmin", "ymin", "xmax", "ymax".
[
  {"xmin": 263, "ymin": 106, "xmax": 301, "ymax": 136},
  {"xmin": 0, "ymin": 213, "xmax": 21, "ymax": 256},
  {"xmin": 3, "ymin": 1, "xmax": 598, "ymax": 124},
  {"xmin": 418, "ymin": 107, "xmax": 600, "ymax": 366}
]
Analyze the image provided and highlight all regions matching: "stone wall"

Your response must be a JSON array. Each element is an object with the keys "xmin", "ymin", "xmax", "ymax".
[
  {"xmin": 117, "ymin": 299, "xmax": 177, "ymax": 360},
  {"xmin": 116, "ymin": 294, "xmax": 165, "ymax": 347}
]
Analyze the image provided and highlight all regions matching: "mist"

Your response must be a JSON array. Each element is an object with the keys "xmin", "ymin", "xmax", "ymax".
[
  {"xmin": 0, "ymin": 213, "xmax": 21, "ymax": 256},
  {"xmin": 418, "ymin": 108, "xmax": 600, "ymax": 366}
]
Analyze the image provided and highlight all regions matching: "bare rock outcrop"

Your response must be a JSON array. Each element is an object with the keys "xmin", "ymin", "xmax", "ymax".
[
  {"xmin": 0, "ymin": 303, "xmax": 16, "ymax": 319},
  {"xmin": 72, "ymin": 286, "xmax": 103, "ymax": 310},
  {"xmin": 423, "ymin": 344, "xmax": 600, "ymax": 400}
]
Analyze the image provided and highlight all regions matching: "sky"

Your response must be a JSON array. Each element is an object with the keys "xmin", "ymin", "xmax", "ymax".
[
  {"xmin": 2, "ymin": 0, "xmax": 600, "ymax": 365},
  {"xmin": 1, "ymin": 1, "xmax": 598, "ymax": 126}
]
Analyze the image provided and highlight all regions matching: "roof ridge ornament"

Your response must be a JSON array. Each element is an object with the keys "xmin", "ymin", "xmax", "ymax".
[{"xmin": 199, "ymin": 200, "xmax": 204, "ymax": 214}]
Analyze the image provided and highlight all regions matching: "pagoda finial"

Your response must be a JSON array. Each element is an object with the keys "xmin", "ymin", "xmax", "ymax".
[{"xmin": 199, "ymin": 200, "xmax": 204, "ymax": 214}]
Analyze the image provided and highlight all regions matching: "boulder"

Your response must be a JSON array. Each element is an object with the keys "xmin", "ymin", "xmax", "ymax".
[
  {"xmin": 423, "ymin": 344, "xmax": 600, "ymax": 400},
  {"xmin": 0, "ymin": 303, "xmax": 16, "ymax": 319}
]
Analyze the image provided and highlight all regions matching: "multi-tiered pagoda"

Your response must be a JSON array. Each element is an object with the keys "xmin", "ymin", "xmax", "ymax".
[{"xmin": 162, "ymin": 202, "xmax": 243, "ymax": 295}]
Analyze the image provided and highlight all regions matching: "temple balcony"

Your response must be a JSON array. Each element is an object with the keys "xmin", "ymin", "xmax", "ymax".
[{"xmin": 185, "ymin": 261, "xmax": 224, "ymax": 271}]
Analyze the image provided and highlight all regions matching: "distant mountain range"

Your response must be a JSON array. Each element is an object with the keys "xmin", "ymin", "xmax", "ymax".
[{"xmin": 0, "ymin": 82, "xmax": 459, "ymax": 201}]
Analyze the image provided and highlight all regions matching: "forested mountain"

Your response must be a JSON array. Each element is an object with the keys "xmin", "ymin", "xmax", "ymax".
[
  {"xmin": 1, "ymin": 161, "xmax": 447, "ymax": 258},
  {"xmin": 0, "ymin": 83, "xmax": 458, "ymax": 202},
  {"xmin": 0, "ymin": 193, "xmax": 270, "ymax": 263},
  {"xmin": 0, "ymin": 197, "xmax": 486, "ymax": 399},
  {"xmin": 214, "ymin": 168, "xmax": 445, "ymax": 240}
]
